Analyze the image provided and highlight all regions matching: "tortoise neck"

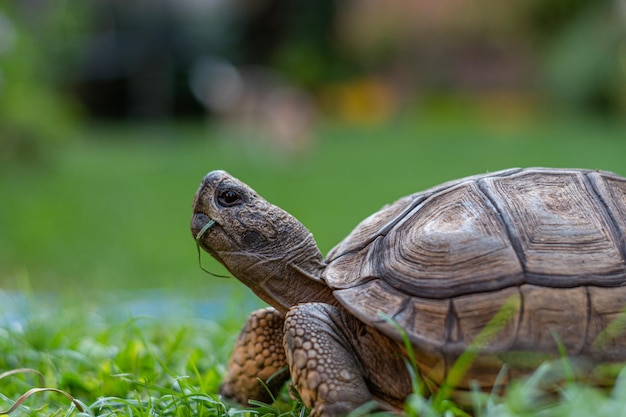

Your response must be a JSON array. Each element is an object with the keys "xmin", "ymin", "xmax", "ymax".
[{"xmin": 254, "ymin": 233, "xmax": 338, "ymax": 314}]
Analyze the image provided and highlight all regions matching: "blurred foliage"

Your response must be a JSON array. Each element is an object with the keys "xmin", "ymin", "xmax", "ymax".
[
  {"xmin": 526, "ymin": 0, "xmax": 604, "ymax": 36},
  {"xmin": 266, "ymin": 1, "xmax": 356, "ymax": 88},
  {"xmin": 1, "ymin": 0, "xmax": 625, "ymax": 152},
  {"xmin": 5, "ymin": 1, "xmax": 624, "ymax": 122},
  {"xmin": 0, "ymin": 2, "xmax": 84, "ymax": 168},
  {"xmin": 541, "ymin": 3, "xmax": 626, "ymax": 115},
  {"xmin": 336, "ymin": 0, "xmax": 626, "ymax": 115}
]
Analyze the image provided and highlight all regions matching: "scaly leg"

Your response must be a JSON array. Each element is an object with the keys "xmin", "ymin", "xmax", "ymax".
[
  {"xmin": 284, "ymin": 303, "xmax": 374, "ymax": 417},
  {"xmin": 220, "ymin": 307, "xmax": 289, "ymax": 405}
]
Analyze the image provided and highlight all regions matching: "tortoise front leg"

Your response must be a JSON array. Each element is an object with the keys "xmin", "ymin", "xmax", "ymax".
[
  {"xmin": 220, "ymin": 307, "xmax": 289, "ymax": 405},
  {"xmin": 284, "ymin": 303, "xmax": 373, "ymax": 417}
]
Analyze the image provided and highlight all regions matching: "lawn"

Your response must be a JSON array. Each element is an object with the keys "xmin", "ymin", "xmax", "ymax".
[{"xmin": 1, "ymin": 114, "xmax": 626, "ymax": 415}]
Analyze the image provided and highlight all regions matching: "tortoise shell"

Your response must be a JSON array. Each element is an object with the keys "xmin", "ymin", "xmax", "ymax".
[{"xmin": 323, "ymin": 168, "xmax": 626, "ymax": 385}]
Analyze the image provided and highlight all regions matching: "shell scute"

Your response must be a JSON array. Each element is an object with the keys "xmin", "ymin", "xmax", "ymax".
[
  {"xmin": 451, "ymin": 286, "xmax": 521, "ymax": 353},
  {"xmin": 393, "ymin": 295, "xmax": 450, "ymax": 348},
  {"xmin": 333, "ymin": 280, "xmax": 407, "ymax": 329},
  {"xmin": 480, "ymin": 170, "xmax": 626, "ymax": 282},
  {"xmin": 514, "ymin": 285, "xmax": 587, "ymax": 353},
  {"xmin": 587, "ymin": 285, "xmax": 626, "ymax": 359},
  {"xmin": 378, "ymin": 181, "xmax": 523, "ymax": 299}
]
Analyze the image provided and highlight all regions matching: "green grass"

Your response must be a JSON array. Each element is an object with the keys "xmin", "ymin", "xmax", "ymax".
[
  {"xmin": 3, "ymin": 297, "xmax": 626, "ymax": 417},
  {"xmin": 0, "ymin": 296, "xmax": 259, "ymax": 416},
  {"xmin": 1, "ymin": 115, "xmax": 626, "ymax": 416}
]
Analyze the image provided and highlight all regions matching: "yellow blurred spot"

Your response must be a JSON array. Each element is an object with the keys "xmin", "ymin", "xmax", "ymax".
[{"xmin": 320, "ymin": 77, "xmax": 397, "ymax": 125}]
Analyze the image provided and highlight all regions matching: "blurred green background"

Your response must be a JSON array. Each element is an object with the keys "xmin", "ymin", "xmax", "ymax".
[{"xmin": 1, "ymin": 1, "xmax": 626, "ymax": 302}]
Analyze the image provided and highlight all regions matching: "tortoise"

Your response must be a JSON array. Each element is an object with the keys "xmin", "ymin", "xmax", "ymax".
[{"xmin": 190, "ymin": 167, "xmax": 626, "ymax": 416}]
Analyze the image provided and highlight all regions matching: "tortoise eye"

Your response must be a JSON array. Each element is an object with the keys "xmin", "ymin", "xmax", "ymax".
[{"xmin": 218, "ymin": 189, "xmax": 242, "ymax": 207}]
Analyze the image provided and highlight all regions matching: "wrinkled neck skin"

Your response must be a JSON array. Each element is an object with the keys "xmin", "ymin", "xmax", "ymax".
[{"xmin": 219, "ymin": 223, "xmax": 338, "ymax": 314}]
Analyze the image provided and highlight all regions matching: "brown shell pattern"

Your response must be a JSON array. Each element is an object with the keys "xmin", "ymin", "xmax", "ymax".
[{"xmin": 323, "ymin": 168, "xmax": 626, "ymax": 361}]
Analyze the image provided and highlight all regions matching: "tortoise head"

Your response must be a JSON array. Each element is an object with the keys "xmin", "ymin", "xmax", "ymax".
[{"xmin": 191, "ymin": 170, "xmax": 330, "ymax": 312}]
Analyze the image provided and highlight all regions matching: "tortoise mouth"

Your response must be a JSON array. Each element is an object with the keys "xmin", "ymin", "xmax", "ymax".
[
  {"xmin": 192, "ymin": 213, "xmax": 218, "ymax": 240},
  {"xmin": 191, "ymin": 212, "xmax": 232, "ymax": 277},
  {"xmin": 192, "ymin": 212, "xmax": 226, "ymax": 261},
  {"xmin": 194, "ymin": 214, "xmax": 216, "ymax": 240}
]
